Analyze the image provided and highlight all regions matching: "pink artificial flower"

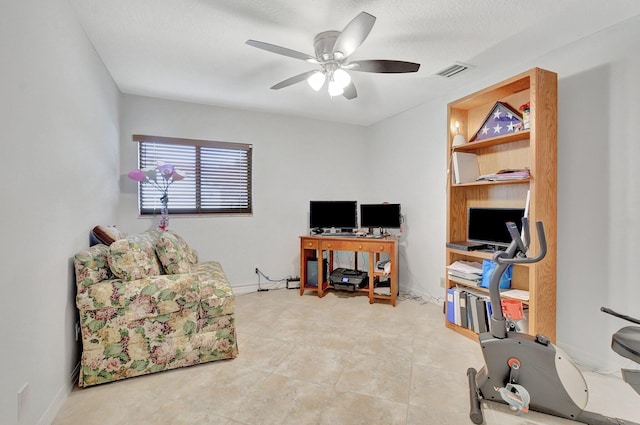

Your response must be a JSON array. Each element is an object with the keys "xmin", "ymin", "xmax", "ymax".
[
  {"xmin": 172, "ymin": 169, "xmax": 187, "ymax": 181},
  {"xmin": 142, "ymin": 167, "xmax": 158, "ymax": 182},
  {"xmin": 127, "ymin": 169, "xmax": 146, "ymax": 182},
  {"xmin": 158, "ymin": 163, "xmax": 175, "ymax": 180}
]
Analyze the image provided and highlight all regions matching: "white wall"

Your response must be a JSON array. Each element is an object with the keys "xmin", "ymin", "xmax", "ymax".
[
  {"xmin": 368, "ymin": 15, "xmax": 640, "ymax": 370},
  {"xmin": 541, "ymin": 16, "xmax": 640, "ymax": 370},
  {"xmin": 118, "ymin": 95, "xmax": 368, "ymax": 290},
  {"xmin": 364, "ymin": 101, "xmax": 448, "ymax": 300},
  {"xmin": 0, "ymin": 1, "xmax": 120, "ymax": 424}
]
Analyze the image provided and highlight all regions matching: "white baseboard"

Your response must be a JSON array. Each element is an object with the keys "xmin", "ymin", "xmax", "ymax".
[
  {"xmin": 232, "ymin": 281, "xmax": 292, "ymax": 295},
  {"xmin": 233, "ymin": 284, "xmax": 259, "ymax": 295},
  {"xmin": 37, "ymin": 363, "xmax": 79, "ymax": 425}
]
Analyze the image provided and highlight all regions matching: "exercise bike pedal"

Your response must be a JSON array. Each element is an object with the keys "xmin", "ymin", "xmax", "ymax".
[{"xmin": 498, "ymin": 383, "xmax": 530, "ymax": 415}]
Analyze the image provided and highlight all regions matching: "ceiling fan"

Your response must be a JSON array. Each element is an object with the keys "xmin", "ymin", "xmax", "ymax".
[{"xmin": 246, "ymin": 11, "xmax": 420, "ymax": 100}]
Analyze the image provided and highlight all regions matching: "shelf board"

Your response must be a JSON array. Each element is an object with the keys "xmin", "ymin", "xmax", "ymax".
[
  {"xmin": 445, "ymin": 321, "xmax": 480, "ymax": 339},
  {"xmin": 453, "ymin": 130, "xmax": 530, "ymax": 151},
  {"xmin": 448, "ymin": 276, "xmax": 530, "ymax": 305},
  {"xmin": 449, "ymin": 72, "xmax": 530, "ymax": 110},
  {"xmin": 447, "ymin": 248, "xmax": 494, "ymax": 260},
  {"xmin": 446, "ymin": 247, "xmax": 533, "ymax": 265},
  {"xmin": 452, "ymin": 178, "xmax": 530, "ymax": 188}
]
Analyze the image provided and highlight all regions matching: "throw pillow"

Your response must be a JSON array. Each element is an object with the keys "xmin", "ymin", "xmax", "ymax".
[
  {"xmin": 156, "ymin": 230, "xmax": 198, "ymax": 274},
  {"xmin": 91, "ymin": 225, "xmax": 128, "ymax": 246},
  {"xmin": 108, "ymin": 233, "xmax": 162, "ymax": 281}
]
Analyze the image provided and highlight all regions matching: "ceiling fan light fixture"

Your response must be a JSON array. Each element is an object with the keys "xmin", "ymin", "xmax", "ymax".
[
  {"xmin": 328, "ymin": 80, "xmax": 344, "ymax": 97},
  {"xmin": 332, "ymin": 68, "xmax": 351, "ymax": 89},
  {"xmin": 307, "ymin": 71, "xmax": 326, "ymax": 91}
]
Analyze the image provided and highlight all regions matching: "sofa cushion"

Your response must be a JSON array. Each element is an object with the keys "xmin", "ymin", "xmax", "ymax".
[
  {"xmin": 91, "ymin": 225, "xmax": 128, "ymax": 246},
  {"xmin": 108, "ymin": 232, "xmax": 162, "ymax": 281},
  {"xmin": 75, "ymin": 273, "xmax": 200, "ymax": 316},
  {"xmin": 155, "ymin": 230, "xmax": 198, "ymax": 274},
  {"xmin": 74, "ymin": 244, "xmax": 114, "ymax": 290}
]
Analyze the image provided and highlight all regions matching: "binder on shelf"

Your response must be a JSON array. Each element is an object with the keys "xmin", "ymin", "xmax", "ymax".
[
  {"xmin": 452, "ymin": 152, "xmax": 480, "ymax": 184},
  {"xmin": 453, "ymin": 289, "xmax": 462, "ymax": 326},
  {"xmin": 468, "ymin": 293, "xmax": 480, "ymax": 333},
  {"xmin": 446, "ymin": 288, "xmax": 455, "ymax": 323},
  {"xmin": 475, "ymin": 296, "xmax": 488, "ymax": 333},
  {"xmin": 459, "ymin": 291, "xmax": 468, "ymax": 328},
  {"xmin": 485, "ymin": 297, "xmax": 493, "ymax": 333}
]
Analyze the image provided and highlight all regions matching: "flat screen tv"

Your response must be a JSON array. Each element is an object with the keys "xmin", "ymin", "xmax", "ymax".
[
  {"xmin": 468, "ymin": 207, "xmax": 525, "ymax": 247},
  {"xmin": 360, "ymin": 203, "xmax": 402, "ymax": 229},
  {"xmin": 309, "ymin": 201, "xmax": 357, "ymax": 230}
]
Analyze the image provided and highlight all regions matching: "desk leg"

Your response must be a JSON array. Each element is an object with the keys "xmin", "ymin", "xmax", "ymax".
[
  {"xmin": 368, "ymin": 252, "xmax": 375, "ymax": 304},
  {"xmin": 391, "ymin": 245, "xmax": 398, "ymax": 307},
  {"xmin": 300, "ymin": 247, "xmax": 318, "ymax": 296},
  {"xmin": 317, "ymin": 252, "xmax": 324, "ymax": 297}
]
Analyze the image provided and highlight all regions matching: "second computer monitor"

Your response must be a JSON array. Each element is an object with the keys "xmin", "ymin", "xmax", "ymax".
[{"xmin": 360, "ymin": 203, "xmax": 401, "ymax": 229}]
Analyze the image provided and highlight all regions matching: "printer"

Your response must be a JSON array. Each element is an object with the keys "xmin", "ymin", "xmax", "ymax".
[{"xmin": 329, "ymin": 268, "xmax": 369, "ymax": 291}]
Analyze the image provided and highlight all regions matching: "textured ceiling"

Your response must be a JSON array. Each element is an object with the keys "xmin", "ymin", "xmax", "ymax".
[{"xmin": 70, "ymin": 0, "xmax": 640, "ymax": 126}]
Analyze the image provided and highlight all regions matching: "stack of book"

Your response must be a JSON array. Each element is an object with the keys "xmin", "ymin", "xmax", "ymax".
[
  {"xmin": 476, "ymin": 168, "xmax": 531, "ymax": 182},
  {"xmin": 447, "ymin": 260, "xmax": 482, "ymax": 285}
]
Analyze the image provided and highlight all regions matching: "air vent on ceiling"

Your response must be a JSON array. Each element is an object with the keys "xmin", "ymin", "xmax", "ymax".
[{"xmin": 434, "ymin": 62, "xmax": 473, "ymax": 78}]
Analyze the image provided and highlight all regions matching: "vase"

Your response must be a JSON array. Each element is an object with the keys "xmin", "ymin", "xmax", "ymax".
[{"xmin": 159, "ymin": 193, "xmax": 169, "ymax": 231}]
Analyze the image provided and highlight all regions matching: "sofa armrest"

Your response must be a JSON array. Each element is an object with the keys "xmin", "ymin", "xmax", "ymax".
[
  {"xmin": 192, "ymin": 261, "xmax": 235, "ymax": 319},
  {"xmin": 74, "ymin": 244, "xmax": 113, "ymax": 290}
]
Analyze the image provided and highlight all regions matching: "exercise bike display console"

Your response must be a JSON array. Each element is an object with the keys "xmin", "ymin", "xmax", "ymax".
[{"xmin": 467, "ymin": 218, "xmax": 640, "ymax": 425}]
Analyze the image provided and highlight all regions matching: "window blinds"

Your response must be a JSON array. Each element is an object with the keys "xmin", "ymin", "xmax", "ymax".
[{"xmin": 133, "ymin": 135, "xmax": 252, "ymax": 215}]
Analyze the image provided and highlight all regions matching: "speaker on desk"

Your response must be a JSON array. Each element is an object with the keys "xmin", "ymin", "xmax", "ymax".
[{"xmin": 306, "ymin": 258, "xmax": 327, "ymax": 287}]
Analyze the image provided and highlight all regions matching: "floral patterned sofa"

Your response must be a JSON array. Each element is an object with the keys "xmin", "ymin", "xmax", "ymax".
[{"xmin": 73, "ymin": 229, "xmax": 238, "ymax": 387}]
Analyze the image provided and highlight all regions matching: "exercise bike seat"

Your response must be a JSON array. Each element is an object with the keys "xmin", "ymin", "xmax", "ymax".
[{"xmin": 612, "ymin": 326, "xmax": 640, "ymax": 364}]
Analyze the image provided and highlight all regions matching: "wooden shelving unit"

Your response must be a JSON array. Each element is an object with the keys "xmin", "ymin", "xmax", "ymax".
[{"xmin": 445, "ymin": 68, "xmax": 558, "ymax": 342}]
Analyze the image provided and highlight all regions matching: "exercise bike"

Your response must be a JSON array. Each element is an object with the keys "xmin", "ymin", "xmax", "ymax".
[{"xmin": 467, "ymin": 218, "xmax": 640, "ymax": 424}]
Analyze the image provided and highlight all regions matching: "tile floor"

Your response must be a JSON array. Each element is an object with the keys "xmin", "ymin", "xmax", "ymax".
[{"xmin": 53, "ymin": 289, "xmax": 640, "ymax": 424}]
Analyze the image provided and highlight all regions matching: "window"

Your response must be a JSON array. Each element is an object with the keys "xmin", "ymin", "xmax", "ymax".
[{"xmin": 133, "ymin": 134, "xmax": 252, "ymax": 215}]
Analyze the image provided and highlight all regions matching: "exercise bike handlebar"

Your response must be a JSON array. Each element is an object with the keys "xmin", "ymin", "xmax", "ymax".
[
  {"xmin": 489, "ymin": 219, "xmax": 547, "ymax": 339},
  {"xmin": 601, "ymin": 307, "xmax": 640, "ymax": 325},
  {"xmin": 493, "ymin": 221, "xmax": 547, "ymax": 265}
]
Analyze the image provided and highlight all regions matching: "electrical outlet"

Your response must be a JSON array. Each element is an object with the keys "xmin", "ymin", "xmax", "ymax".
[
  {"xmin": 18, "ymin": 382, "xmax": 29, "ymax": 423},
  {"xmin": 254, "ymin": 266, "xmax": 259, "ymax": 274}
]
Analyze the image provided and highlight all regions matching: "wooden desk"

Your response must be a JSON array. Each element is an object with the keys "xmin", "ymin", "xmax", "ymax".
[{"xmin": 299, "ymin": 235, "xmax": 399, "ymax": 306}]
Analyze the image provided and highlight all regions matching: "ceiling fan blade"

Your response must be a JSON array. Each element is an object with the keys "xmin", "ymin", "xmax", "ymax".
[
  {"xmin": 270, "ymin": 70, "xmax": 318, "ymax": 90},
  {"xmin": 347, "ymin": 60, "xmax": 420, "ymax": 73},
  {"xmin": 342, "ymin": 81, "xmax": 357, "ymax": 100},
  {"xmin": 246, "ymin": 39, "xmax": 317, "ymax": 63},
  {"xmin": 332, "ymin": 12, "xmax": 376, "ymax": 59}
]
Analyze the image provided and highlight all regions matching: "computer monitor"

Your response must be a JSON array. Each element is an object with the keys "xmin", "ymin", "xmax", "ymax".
[
  {"xmin": 360, "ymin": 203, "xmax": 402, "ymax": 229},
  {"xmin": 309, "ymin": 201, "xmax": 357, "ymax": 230},
  {"xmin": 467, "ymin": 207, "xmax": 525, "ymax": 247}
]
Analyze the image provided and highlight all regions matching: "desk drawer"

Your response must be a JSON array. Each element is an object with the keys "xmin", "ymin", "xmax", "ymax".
[
  {"xmin": 321, "ymin": 240, "xmax": 391, "ymax": 253},
  {"xmin": 301, "ymin": 239, "xmax": 319, "ymax": 249},
  {"xmin": 370, "ymin": 242, "xmax": 392, "ymax": 253}
]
